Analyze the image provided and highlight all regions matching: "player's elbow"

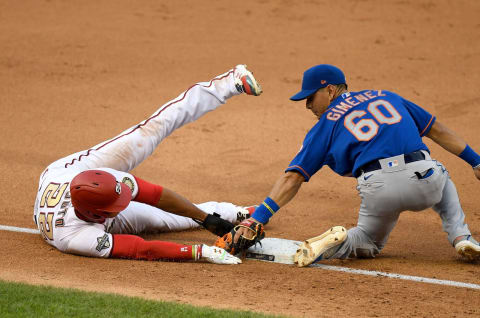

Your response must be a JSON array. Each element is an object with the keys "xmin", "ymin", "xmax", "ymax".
[
  {"xmin": 283, "ymin": 171, "xmax": 305, "ymax": 187},
  {"xmin": 427, "ymin": 120, "xmax": 448, "ymax": 141}
]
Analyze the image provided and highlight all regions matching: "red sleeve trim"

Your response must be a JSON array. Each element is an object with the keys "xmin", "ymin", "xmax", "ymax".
[
  {"xmin": 133, "ymin": 176, "xmax": 163, "ymax": 206},
  {"xmin": 286, "ymin": 165, "xmax": 311, "ymax": 180}
]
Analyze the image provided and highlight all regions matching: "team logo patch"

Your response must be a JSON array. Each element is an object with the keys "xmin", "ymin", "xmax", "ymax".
[
  {"xmin": 122, "ymin": 177, "xmax": 135, "ymax": 193},
  {"xmin": 96, "ymin": 234, "xmax": 111, "ymax": 252},
  {"xmin": 388, "ymin": 160, "xmax": 399, "ymax": 167}
]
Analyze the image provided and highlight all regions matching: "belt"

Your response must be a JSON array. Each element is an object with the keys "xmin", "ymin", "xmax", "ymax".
[{"xmin": 354, "ymin": 150, "xmax": 425, "ymax": 178}]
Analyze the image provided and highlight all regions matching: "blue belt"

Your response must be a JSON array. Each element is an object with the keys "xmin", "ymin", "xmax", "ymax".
[{"xmin": 354, "ymin": 150, "xmax": 425, "ymax": 178}]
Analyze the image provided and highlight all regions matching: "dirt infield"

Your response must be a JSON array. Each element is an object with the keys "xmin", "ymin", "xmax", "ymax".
[{"xmin": 1, "ymin": 0, "xmax": 479, "ymax": 317}]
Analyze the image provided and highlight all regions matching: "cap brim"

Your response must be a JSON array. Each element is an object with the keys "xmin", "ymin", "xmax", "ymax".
[
  {"xmin": 102, "ymin": 183, "xmax": 132, "ymax": 213},
  {"xmin": 290, "ymin": 89, "xmax": 318, "ymax": 101}
]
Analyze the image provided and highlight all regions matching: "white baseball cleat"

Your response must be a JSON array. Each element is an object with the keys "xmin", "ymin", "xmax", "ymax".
[
  {"xmin": 235, "ymin": 205, "xmax": 258, "ymax": 224},
  {"xmin": 234, "ymin": 64, "xmax": 263, "ymax": 96},
  {"xmin": 294, "ymin": 226, "xmax": 347, "ymax": 267},
  {"xmin": 201, "ymin": 244, "xmax": 242, "ymax": 265},
  {"xmin": 455, "ymin": 236, "xmax": 480, "ymax": 261}
]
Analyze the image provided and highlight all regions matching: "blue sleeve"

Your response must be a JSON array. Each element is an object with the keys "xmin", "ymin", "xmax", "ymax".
[
  {"xmin": 285, "ymin": 121, "xmax": 331, "ymax": 181},
  {"xmin": 400, "ymin": 96, "xmax": 436, "ymax": 137}
]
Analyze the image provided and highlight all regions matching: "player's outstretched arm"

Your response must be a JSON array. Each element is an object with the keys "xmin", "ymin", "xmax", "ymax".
[
  {"xmin": 426, "ymin": 121, "xmax": 466, "ymax": 155},
  {"xmin": 155, "ymin": 187, "xmax": 208, "ymax": 220},
  {"xmin": 232, "ymin": 171, "xmax": 305, "ymax": 243},
  {"xmin": 267, "ymin": 171, "xmax": 305, "ymax": 207},
  {"xmin": 474, "ymin": 168, "xmax": 480, "ymax": 180},
  {"xmin": 156, "ymin": 188, "xmax": 235, "ymax": 236},
  {"xmin": 427, "ymin": 120, "xmax": 480, "ymax": 179},
  {"xmin": 133, "ymin": 176, "xmax": 234, "ymax": 236}
]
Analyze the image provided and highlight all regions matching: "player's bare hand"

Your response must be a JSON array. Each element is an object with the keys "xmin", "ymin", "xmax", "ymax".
[{"xmin": 474, "ymin": 167, "xmax": 480, "ymax": 180}]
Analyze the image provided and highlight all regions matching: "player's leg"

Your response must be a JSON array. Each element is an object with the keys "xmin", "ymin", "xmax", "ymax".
[
  {"xmin": 45, "ymin": 65, "xmax": 260, "ymax": 173},
  {"xmin": 320, "ymin": 202, "xmax": 401, "ymax": 261},
  {"xmin": 107, "ymin": 201, "xmax": 241, "ymax": 235},
  {"xmin": 295, "ymin": 175, "xmax": 401, "ymax": 266},
  {"xmin": 430, "ymin": 167, "xmax": 480, "ymax": 260},
  {"xmin": 295, "ymin": 164, "xmax": 444, "ymax": 266},
  {"xmin": 334, "ymin": 171, "xmax": 405, "ymax": 259},
  {"xmin": 432, "ymin": 176, "xmax": 472, "ymax": 244},
  {"xmin": 338, "ymin": 160, "xmax": 450, "ymax": 258}
]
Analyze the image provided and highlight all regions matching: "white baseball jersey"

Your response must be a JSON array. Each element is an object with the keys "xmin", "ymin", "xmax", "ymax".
[{"xmin": 33, "ymin": 68, "xmax": 241, "ymax": 258}]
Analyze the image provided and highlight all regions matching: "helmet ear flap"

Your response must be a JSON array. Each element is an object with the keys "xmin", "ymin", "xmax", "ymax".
[{"xmin": 70, "ymin": 170, "xmax": 132, "ymax": 223}]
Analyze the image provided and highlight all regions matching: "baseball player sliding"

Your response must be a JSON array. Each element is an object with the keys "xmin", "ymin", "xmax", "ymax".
[
  {"xmin": 234, "ymin": 64, "xmax": 480, "ymax": 265},
  {"xmin": 33, "ymin": 65, "xmax": 261, "ymax": 265}
]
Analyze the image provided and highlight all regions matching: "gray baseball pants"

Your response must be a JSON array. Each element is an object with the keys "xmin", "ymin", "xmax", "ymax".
[{"xmin": 332, "ymin": 151, "xmax": 472, "ymax": 259}]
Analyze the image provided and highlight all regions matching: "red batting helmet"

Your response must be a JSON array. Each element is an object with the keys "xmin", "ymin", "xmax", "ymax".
[{"xmin": 70, "ymin": 170, "xmax": 132, "ymax": 223}]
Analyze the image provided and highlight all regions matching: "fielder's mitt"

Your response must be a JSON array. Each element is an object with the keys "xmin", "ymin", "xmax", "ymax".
[
  {"xmin": 194, "ymin": 213, "xmax": 234, "ymax": 237},
  {"xmin": 214, "ymin": 219, "xmax": 265, "ymax": 255}
]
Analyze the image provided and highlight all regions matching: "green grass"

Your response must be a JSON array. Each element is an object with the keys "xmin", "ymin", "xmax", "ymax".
[{"xmin": 0, "ymin": 280, "xmax": 284, "ymax": 318}]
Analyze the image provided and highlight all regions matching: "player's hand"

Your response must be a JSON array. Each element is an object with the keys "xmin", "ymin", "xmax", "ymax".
[
  {"xmin": 474, "ymin": 167, "xmax": 480, "ymax": 180},
  {"xmin": 201, "ymin": 244, "xmax": 242, "ymax": 265},
  {"xmin": 214, "ymin": 218, "xmax": 265, "ymax": 255},
  {"xmin": 233, "ymin": 217, "xmax": 260, "ymax": 243}
]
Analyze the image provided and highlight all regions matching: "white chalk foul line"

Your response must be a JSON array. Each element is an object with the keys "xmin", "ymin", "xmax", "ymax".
[
  {"xmin": 311, "ymin": 264, "xmax": 480, "ymax": 290},
  {"xmin": 0, "ymin": 225, "xmax": 40, "ymax": 234},
  {"xmin": 1, "ymin": 224, "xmax": 479, "ymax": 290}
]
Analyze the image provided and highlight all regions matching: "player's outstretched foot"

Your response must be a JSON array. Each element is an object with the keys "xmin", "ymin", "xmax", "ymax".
[
  {"xmin": 455, "ymin": 236, "xmax": 480, "ymax": 261},
  {"xmin": 201, "ymin": 244, "xmax": 242, "ymax": 265},
  {"xmin": 234, "ymin": 64, "xmax": 263, "ymax": 96},
  {"xmin": 294, "ymin": 226, "xmax": 347, "ymax": 267},
  {"xmin": 235, "ymin": 205, "xmax": 258, "ymax": 224}
]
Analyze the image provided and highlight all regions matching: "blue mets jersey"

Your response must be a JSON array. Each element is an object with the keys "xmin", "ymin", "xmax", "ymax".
[{"xmin": 286, "ymin": 90, "xmax": 436, "ymax": 180}]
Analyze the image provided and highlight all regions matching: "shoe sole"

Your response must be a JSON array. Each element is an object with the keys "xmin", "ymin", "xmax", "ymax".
[
  {"xmin": 455, "ymin": 241, "xmax": 480, "ymax": 261},
  {"xmin": 235, "ymin": 206, "xmax": 265, "ymax": 225},
  {"xmin": 241, "ymin": 74, "xmax": 262, "ymax": 96},
  {"xmin": 294, "ymin": 226, "xmax": 347, "ymax": 267},
  {"xmin": 235, "ymin": 64, "xmax": 262, "ymax": 96}
]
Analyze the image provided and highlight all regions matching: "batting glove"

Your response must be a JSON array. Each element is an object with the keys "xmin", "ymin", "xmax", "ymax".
[{"xmin": 201, "ymin": 244, "xmax": 242, "ymax": 265}]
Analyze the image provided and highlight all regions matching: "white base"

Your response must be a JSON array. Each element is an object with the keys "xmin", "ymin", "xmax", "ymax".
[{"xmin": 245, "ymin": 238, "xmax": 302, "ymax": 264}]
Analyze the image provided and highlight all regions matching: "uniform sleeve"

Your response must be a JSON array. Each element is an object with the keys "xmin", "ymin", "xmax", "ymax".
[
  {"xmin": 64, "ymin": 227, "xmax": 113, "ymax": 258},
  {"xmin": 401, "ymin": 97, "xmax": 436, "ymax": 137},
  {"xmin": 285, "ymin": 121, "xmax": 331, "ymax": 181}
]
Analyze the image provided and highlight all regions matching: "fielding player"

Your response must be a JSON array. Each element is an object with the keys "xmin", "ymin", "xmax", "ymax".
[{"xmin": 235, "ymin": 64, "xmax": 480, "ymax": 265}]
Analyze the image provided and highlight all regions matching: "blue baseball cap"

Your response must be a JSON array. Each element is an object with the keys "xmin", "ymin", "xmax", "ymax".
[{"xmin": 290, "ymin": 64, "xmax": 347, "ymax": 101}]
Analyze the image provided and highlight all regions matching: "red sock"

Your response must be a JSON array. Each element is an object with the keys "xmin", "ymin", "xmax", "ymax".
[
  {"xmin": 111, "ymin": 234, "xmax": 201, "ymax": 261},
  {"xmin": 133, "ymin": 176, "xmax": 163, "ymax": 206}
]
